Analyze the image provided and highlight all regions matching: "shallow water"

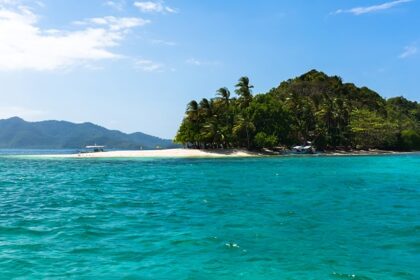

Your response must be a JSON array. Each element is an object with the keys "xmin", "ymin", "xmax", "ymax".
[{"xmin": 0, "ymin": 154, "xmax": 419, "ymax": 279}]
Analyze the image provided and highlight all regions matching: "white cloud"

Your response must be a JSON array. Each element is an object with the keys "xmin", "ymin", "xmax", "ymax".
[
  {"xmin": 334, "ymin": 0, "xmax": 412, "ymax": 15},
  {"xmin": 185, "ymin": 58, "xmax": 220, "ymax": 66},
  {"xmin": 134, "ymin": 1, "xmax": 177, "ymax": 14},
  {"xmin": 0, "ymin": 0, "xmax": 19, "ymax": 5},
  {"xmin": 399, "ymin": 45, "xmax": 418, "ymax": 58},
  {"xmin": 135, "ymin": 59, "xmax": 164, "ymax": 72},
  {"xmin": 0, "ymin": 5, "xmax": 149, "ymax": 71},
  {"xmin": 150, "ymin": 38, "xmax": 176, "ymax": 46},
  {"xmin": 0, "ymin": 106, "xmax": 46, "ymax": 120},
  {"xmin": 76, "ymin": 16, "xmax": 149, "ymax": 31},
  {"xmin": 104, "ymin": 0, "xmax": 125, "ymax": 11},
  {"xmin": 186, "ymin": 58, "xmax": 202, "ymax": 66}
]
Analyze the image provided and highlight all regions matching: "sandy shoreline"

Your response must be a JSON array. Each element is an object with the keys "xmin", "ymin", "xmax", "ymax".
[
  {"xmin": 36, "ymin": 148, "xmax": 418, "ymax": 159},
  {"xmin": 43, "ymin": 148, "xmax": 262, "ymax": 158}
]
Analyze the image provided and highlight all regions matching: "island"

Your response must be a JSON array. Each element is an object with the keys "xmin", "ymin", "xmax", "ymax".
[
  {"xmin": 32, "ymin": 70, "xmax": 420, "ymax": 158},
  {"xmin": 174, "ymin": 70, "xmax": 420, "ymax": 152}
]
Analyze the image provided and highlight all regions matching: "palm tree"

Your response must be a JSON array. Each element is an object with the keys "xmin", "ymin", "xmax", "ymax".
[
  {"xmin": 216, "ymin": 87, "xmax": 231, "ymax": 106},
  {"xmin": 335, "ymin": 98, "xmax": 351, "ymax": 146},
  {"xmin": 235, "ymin": 76, "xmax": 253, "ymax": 108},
  {"xmin": 233, "ymin": 113, "xmax": 255, "ymax": 149},
  {"xmin": 183, "ymin": 100, "xmax": 200, "ymax": 148},
  {"xmin": 187, "ymin": 100, "xmax": 199, "ymax": 120},
  {"xmin": 216, "ymin": 87, "xmax": 233, "ymax": 146},
  {"xmin": 201, "ymin": 119, "xmax": 225, "ymax": 148},
  {"xmin": 199, "ymin": 98, "xmax": 212, "ymax": 116}
]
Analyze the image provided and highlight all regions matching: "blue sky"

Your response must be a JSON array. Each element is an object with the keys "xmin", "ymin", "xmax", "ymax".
[{"xmin": 0, "ymin": 0, "xmax": 419, "ymax": 138}]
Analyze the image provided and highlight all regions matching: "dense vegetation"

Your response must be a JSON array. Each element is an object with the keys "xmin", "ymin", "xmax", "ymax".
[
  {"xmin": 175, "ymin": 70, "xmax": 420, "ymax": 151},
  {"xmin": 0, "ymin": 117, "xmax": 177, "ymax": 149}
]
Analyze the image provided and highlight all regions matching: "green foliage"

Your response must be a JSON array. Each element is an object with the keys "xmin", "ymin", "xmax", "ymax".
[
  {"xmin": 349, "ymin": 109, "xmax": 396, "ymax": 149},
  {"xmin": 401, "ymin": 130, "xmax": 420, "ymax": 150},
  {"xmin": 175, "ymin": 70, "xmax": 420, "ymax": 151},
  {"xmin": 232, "ymin": 113, "xmax": 255, "ymax": 149},
  {"xmin": 254, "ymin": 132, "xmax": 278, "ymax": 148},
  {"xmin": 235, "ymin": 76, "xmax": 253, "ymax": 109}
]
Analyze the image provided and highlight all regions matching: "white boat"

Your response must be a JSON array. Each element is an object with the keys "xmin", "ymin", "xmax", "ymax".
[
  {"xmin": 85, "ymin": 145, "xmax": 105, "ymax": 152},
  {"xmin": 292, "ymin": 145, "xmax": 315, "ymax": 154}
]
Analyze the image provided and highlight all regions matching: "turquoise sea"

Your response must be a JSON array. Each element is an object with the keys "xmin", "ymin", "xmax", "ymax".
[{"xmin": 0, "ymin": 153, "xmax": 419, "ymax": 279}]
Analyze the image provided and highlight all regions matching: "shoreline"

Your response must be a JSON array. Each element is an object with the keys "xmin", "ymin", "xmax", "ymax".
[
  {"xmin": 322, "ymin": 149, "xmax": 417, "ymax": 156},
  {"xmin": 35, "ymin": 148, "xmax": 419, "ymax": 159},
  {"xmin": 41, "ymin": 148, "xmax": 262, "ymax": 158}
]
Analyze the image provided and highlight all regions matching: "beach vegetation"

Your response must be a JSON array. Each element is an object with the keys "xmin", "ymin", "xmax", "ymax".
[{"xmin": 175, "ymin": 70, "xmax": 420, "ymax": 151}]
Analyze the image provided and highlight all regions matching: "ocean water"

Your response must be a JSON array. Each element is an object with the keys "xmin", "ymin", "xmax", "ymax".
[{"xmin": 0, "ymin": 154, "xmax": 419, "ymax": 279}]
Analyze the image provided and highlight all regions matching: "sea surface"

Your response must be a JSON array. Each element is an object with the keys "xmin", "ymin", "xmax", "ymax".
[{"xmin": 0, "ymin": 152, "xmax": 419, "ymax": 279}]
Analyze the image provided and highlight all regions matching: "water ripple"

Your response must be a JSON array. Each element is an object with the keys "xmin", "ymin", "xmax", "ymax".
[{"xmin": 0, "ymin": 155, "xmax": 419, "ymax": 279}]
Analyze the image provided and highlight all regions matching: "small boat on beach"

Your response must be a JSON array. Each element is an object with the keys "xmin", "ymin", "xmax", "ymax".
[
  {"xmin": 84, "ymin": 145, "xmax": 105, "ymax": 153},
  {"xmin": 292, "ymin": 145, "xmax": 315, "ymax": 154}
]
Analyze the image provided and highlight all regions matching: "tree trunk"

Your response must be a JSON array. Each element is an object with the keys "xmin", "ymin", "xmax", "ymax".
[{"xmin": 246, "ymin": 127, "xmax": 250, "ymax": 150}]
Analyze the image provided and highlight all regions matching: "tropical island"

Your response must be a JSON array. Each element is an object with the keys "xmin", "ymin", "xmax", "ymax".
[
  {"xmin": 174, "ymin": 70, "xmax": 420, "ymax": 152},
  {"xmin": 37, "ymin": 69, "xmax": 420, "ymax": 159}
]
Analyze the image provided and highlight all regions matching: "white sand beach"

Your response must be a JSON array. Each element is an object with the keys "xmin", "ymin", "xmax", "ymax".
[
  {"xmin": 45, "ymin": 148, "xmax": 262, "ymax": 158},
  {"xmin": 37, "ymin": 148, "xmax": 418, "ymax": 159}
]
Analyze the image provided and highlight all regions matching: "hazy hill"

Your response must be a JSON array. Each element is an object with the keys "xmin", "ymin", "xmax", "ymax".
[{"xmin": 0, "ymin": 117, "xmax": 178, "ymax": 149}]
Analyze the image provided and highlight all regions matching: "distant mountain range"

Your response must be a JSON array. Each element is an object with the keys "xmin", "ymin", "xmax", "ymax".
[{"xmin": 0, "ymin": 117, "xmax": 178, "ymax": 149}]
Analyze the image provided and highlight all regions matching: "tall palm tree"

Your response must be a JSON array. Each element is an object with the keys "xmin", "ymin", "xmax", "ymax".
[
  {"xmin": 233, "ymin": 114, "xmax": 255, "ymax": 149},
  {"xmin": 187, "ymin": 100, "xmax": 199, "ymax": 120},
  {"xmin": 235, "ymin": 77, "xmax": 253, "ymax": 108},
  {"xmin": 216, "ymin": 87, "xmax": 231, "ymax": 107},
  {"xmin": 201, "ymin": 119, "xmax": 225, "ymax": 148},
  {"xmin": 216, "ymin": 87, "xmax": 233, "ymax": 146},
  {"xmin": 199, "ymin": 98, "xmax": 210, "ymax": 109},
  {"xmin": 184, "ymin": 100, "xmax": 200, "ymax": 148}
]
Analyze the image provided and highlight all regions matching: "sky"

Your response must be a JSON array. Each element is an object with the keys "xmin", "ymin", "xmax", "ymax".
[{"xmin": 0, "ymin": 0, "xmax": 419, "ymax": 138}]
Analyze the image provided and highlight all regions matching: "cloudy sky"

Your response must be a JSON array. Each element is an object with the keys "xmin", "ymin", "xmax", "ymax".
[{"xmin": 0, "ymin": 0, "xmax": 418, "ymax": 138}]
